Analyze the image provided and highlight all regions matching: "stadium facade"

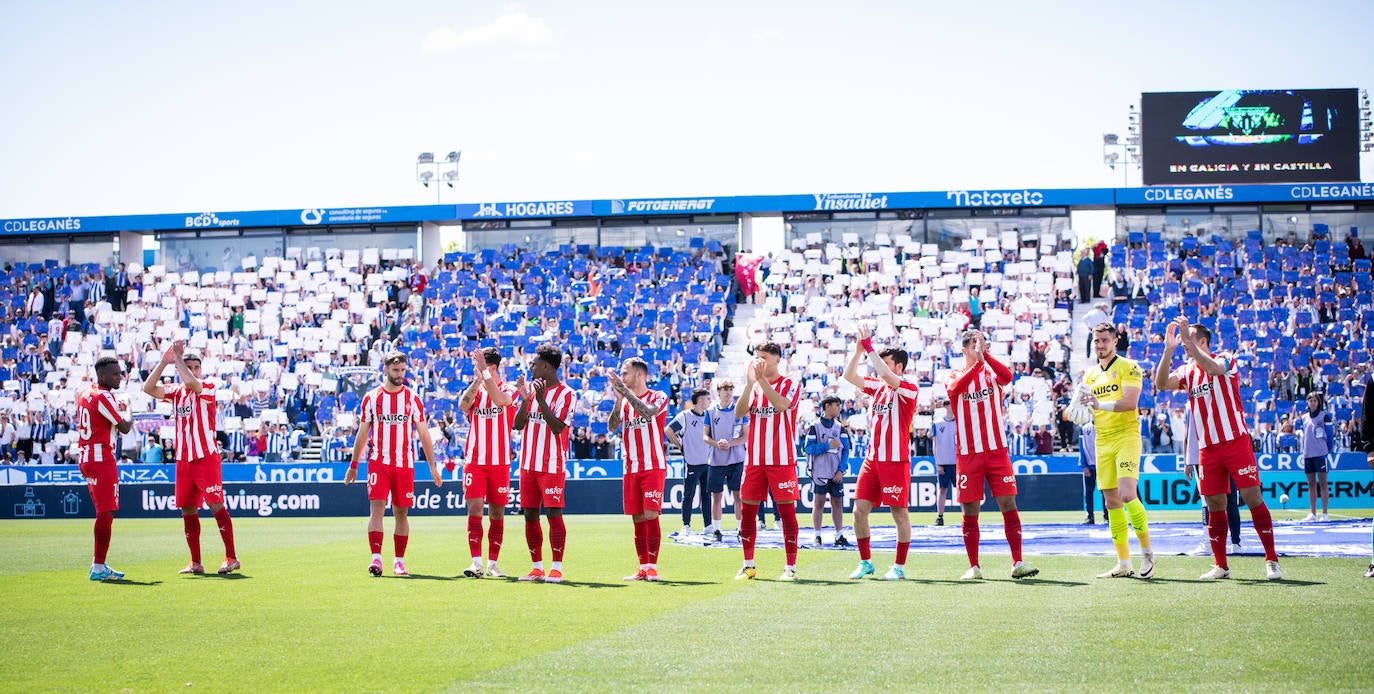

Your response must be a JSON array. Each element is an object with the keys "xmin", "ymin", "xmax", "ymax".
[{"xmin": 3, "ymin": 182, "xmax": 1373, "ymax": 269}]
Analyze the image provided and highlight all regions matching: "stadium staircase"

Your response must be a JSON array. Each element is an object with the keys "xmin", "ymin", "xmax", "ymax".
[
  {"xmin": 716, "ymin": 303, "xmax": 761, "ymax": 380},
  {"xmin": 1068, "ymin": 302, "xmax": 1097, "ymax": 378}
]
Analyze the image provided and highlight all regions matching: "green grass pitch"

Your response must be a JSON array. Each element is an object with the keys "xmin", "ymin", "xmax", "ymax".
[{"xmin": 2, "ymin": 510, "xmax": 1372, "ymax": 692}]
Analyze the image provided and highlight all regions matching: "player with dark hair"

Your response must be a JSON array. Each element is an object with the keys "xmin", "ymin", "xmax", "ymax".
[
  {"xmin": 803, "ymin": 395, "xmax": 849, "ymax": 548},
  {"xmin": 1155, "ymin": 318, "xmax": 1281, "ymax": 580},
  {"xmin": 945, "ymin": 329, "xmax": 1039, "ymax": 580},
  {"xmin": 78, "ymin": 356, "xmax": 133, "ymax": 581},
  {"xmin": 513, "ymin": 344, "xmax": 577, "ymax": 583},
  {"xmin": 667, "ymin": 388, "xmax": 713, "ymax": 536},
  {"xmin": 458, "ymin": 347, "xmax": 518, "ymax": 578},
  {"xmin": 734, "ymin": 341, "xmax": 802, "ymax": 580},
  {"xmin": 143, "ymin": 341, "xmax": 240, "ymax": 575},
  {"xmin": 842, "ymin": 325, "xmax": 918, "ymax": 581},
  {"xmin": 344, "ymin": 351, "xmax": 442, "ymax": 577},
  {"xmin": 609, "ymin": 357, "xmax": 669, "ymax": 581},
  {"xmin": 1080, "ymin": 322, "xmax": 1154, "ymax": 579}
]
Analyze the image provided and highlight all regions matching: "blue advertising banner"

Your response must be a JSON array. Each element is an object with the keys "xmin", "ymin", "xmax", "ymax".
[
  {"xmin": 1114, "ymin": 182, "xmax": 1374, "ymax": 205},
  {"xmin": 0, "ymin": 205, "xmax": 451, "ymax": 236},
  {"xmin": 456, "ymin": 200, "xmax": 595, "ymax": 219},
  {"xmin": 1136, "ymin": 470, "xmax": 1374, "ymax": 510}
]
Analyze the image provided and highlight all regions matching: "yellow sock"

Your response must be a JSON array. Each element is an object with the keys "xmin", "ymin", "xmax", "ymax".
[
  {"xmin": 1108, "ymin": 507, "xmax": 1129, "ymax": 560},
  {"xmin": 1125, "ymin": 498, "xmax": 1151, "ymax": 551}
]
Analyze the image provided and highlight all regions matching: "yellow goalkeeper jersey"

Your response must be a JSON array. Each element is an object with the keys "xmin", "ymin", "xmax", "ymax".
[{"xmin": 1083, "ymin": 355, "xmax": 1143, "ymax": 437}]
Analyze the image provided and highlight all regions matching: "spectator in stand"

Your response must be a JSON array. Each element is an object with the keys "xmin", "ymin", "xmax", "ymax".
[
  {"xmin": 1092, "ymin": 238, "xmax": 1108, "ymax": 297},
  {"xmin": 1077, "ymin": 252, "xmax": 1094, "ymax": 304},
  {"xmin": 1033, "ymin": 424, "xmax": 1054, "ymax": 455}
]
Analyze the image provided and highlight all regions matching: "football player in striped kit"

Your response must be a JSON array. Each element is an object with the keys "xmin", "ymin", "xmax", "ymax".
[
  {"xmin": 344, "ymin": 351, "xmax": 442, "ymax": 577},
  {"xmin": 513, "ymin": 345, "xmax": 577, "ymax": 583},
  {"xmin": 1154, "ymin": 317, "xmax": 1281, "ymax": 581},
  {"xmin": 458, "ymin": 348, "xmax": 518, "ymax": 579},
  {"xmin": 945, "ymin": 330, "xmax": 1038, "ymax": 580},
  {"xmin": 608, "ymin": 358, "xmax": 669, "ymax": 581}
]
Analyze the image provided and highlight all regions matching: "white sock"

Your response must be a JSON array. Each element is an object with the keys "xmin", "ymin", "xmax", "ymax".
[
  {"xmin": 744, "ymin": 561, "xmax": 755, "ymax": 568},
  {"xmin": 372, "ymin": 553, "xmax": 382, "ymax": 562},
  {"xmin": 551, "ymin": 561, "xmax": 562, "ymax": 571},
  {"xmin": 487, "ymin": 559, "xmax": 499, "ymax": 569},
  {"xmin": 1119, "ymin": 559, "xmax": 1132, "ymax": 569},
  {"xmin": 785, "ymin": 564, "xmax": 796, "ymax": 571},
  {"xmin": 531, "ymin": 561, "xmax": 543, "ymax": 571},
  {"xmin": 471, "ymin": 556, "xmax": 483, "ymax": 566}
]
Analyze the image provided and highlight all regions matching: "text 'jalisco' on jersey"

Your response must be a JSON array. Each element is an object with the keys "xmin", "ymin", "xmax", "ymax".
[
  {"xmin": 945, "ymin": 355, "xmax": 1013, "ymax": 455},
  {"xmin": 162, "ymin": 382, "xmax": 218, "ymax": 464},
  {"xmin": 76, "ymin": 386, "xmax": 121, "ymax": 463},
  {"xmin": 1171, "ymin": 352, "xmax": 1249, "ymax": 448},
  {"xmin": 518, "ymin": 382, "xmax": 577, "ymax": 474},
  {"xmin": 862, "ymin": 377, "xmax": 919, "ymax": 463},
  {"xmin": 360, "ymin": 385, "xmax": 425, "ymax": 468},
  {"xmin": 619, "ymin": 389, "xmax": 669, "ymax": 473},
  {"xmin": 463, "ymin": 383, "xmax": 518, "ymax": 467},
  {"xmin": 1083, "ymin": 356, "xmax": 1144, "ymax": 436},
  {"xmin": 747, "ymin": 376, "xmax": 801, "ymax": 467}
]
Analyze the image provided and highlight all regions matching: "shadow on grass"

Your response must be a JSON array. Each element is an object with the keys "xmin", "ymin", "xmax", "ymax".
[
  {"xmin": 1235, "ymin": 578, "xmax": 1325, "ymax": 587},
  {"xmin": 654, "ymin": 580, "xmax": 716, "ymax": 586},
  {"xmin": 548, "ymin": 580, "xmax": 626, "ymax": 589},
  {"xmin": 182, "ymin": 573, "xmax": 251, "ymax": 580},
  {"xmin": 107, "ymin": 579, "xmax": 163, "ymax": 587},
  {"xmin": 1005, "ymin": 578, "xmax": 1090, "ymax": 587},
  {"xmin": 397, "ymin": 573, "xmax": 454, "ymax": 581}
]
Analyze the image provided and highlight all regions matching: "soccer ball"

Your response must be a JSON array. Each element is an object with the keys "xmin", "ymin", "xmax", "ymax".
[{"xmin": 1279, "ymin": 493, "xmax": 1290, "ymax": 504}]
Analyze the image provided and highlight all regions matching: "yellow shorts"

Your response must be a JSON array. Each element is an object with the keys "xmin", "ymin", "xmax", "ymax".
[{"xmin": 1095, "ymin": 431, "xmax": 1142, "ymax": 491}]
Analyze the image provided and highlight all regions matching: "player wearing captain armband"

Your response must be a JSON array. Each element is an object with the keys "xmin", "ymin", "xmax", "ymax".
[{"xmin": 1078, "ymin": 323, "xmax": 1154, "ymax": 579}]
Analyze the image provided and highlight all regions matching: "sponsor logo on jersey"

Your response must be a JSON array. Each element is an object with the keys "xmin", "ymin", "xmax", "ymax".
[
  {"xmin": 776, "ymin": 478, "xmax": 798, "ymax": 491},
  {"xmin": 964, "ymin": 386, "xmax": 996, "ymax": 403},
  {"xmin": 882, "ymin": 485, "xmax": 904, "ymax": 494},
  {"xmin": 1002, "ymin": 475, "xmax": 1016, "ymax": 483},
  {"xmin": 377, "ymin": 413, "xmax": 410, "ymax": 423},
  {"xmin": 1189, "ymin": 382, "xmax": 1214, "ymax": 397},
  {"xmin": 644, "ymin": 489, "xmax": 663, "ymax": 501},
  {"xmin": 1237, "ymin": 465, "xmax": 1258, "ymax": 477}
]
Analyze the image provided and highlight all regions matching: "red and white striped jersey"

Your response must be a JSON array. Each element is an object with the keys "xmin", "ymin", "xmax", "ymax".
[
  {"xmin": 518, "ymin": 382, "xmax": 576, "ymax": 474},
  {"xmin": 946, "ymin": 364, "xmax": 1009, "ymax": 455},
  {"xmin": 76, "ymin": 386, "xmax": 121, "ymax": 464},
  {"xmin": 862, "ymin": 377, "xmax": 919, "ymax": 463},
  {"xmin": 746, "ymin": 376, "xmax": 801, "ymax": 467},
  {"xmin": 162, "ymin": 382, "xmax": 218, "ymax": 464},
  {"xmin": 360, "ymin": 385, "xmax": 425, "ymax": 468},
  {"xmin": 619, "ymin": 389, "xmax": 668, "ymax": 473},
  {"xmin": 1171, "ymin": 352, "xmax": 1249, "ymax": 449},
  {"xmin": 463, "ymin": 382, "xmax": 517, "ymax": 467}
]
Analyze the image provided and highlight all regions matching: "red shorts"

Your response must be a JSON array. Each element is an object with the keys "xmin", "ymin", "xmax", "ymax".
[
  {"xmin": 1198, "ymin": 434, "xmax": 1261, "ymax": 497},
  {"xmin": 368, "ymin": 463, "xmax": 416, "ymax": 508},
  {"xmin": 464, "ymin": 465, "xmax": 511, "ymax": 507},
  {"xmin": 740, "ymin": 465, "xmax": 800, "ymax": 504},
  {"xmin": 80, "ymin": 459, "xmax": 119, "ymax": 514},
  {"xmin": 175, "ymin": 453, "xmax": 225, "ymax": 509},
  {"xmin": 623, "ymin": 469, "xmax": 667, "ymax": 515},
  {"xmin": 519, "ymin": 470, "xmax": 566, "ymax": 510},
  {"xmin": 854, "ymin": 460, "xmax": 911, "ymax": 508},
  {"xmin": 955, "ymin": 449, "xmax": 1017, "ymax": 503}
]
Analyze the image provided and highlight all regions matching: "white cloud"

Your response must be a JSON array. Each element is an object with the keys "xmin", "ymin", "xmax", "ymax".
[
  {"xmin": 423, "ymin": 5, "xmax": 554, "ymax": 55},
  {"xmin": 751, "ymin": 28, "xmax": 781, "ymax": 45}
]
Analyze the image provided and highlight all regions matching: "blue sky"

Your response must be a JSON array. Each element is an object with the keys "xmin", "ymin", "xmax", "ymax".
[{"xmin": 1, "ymin": 1, "xmax": 1370, "ymax": 218}]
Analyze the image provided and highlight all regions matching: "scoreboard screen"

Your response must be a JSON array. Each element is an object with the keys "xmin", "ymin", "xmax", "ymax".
[{"xmin": 1141, "ymin": 89, "xmax": 1361, "ymax": 185}]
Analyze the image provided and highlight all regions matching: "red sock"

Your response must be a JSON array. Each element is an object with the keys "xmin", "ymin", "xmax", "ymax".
[
  {"xmin": 467, "ymin": 516, "xmax": 484, "ymax": 559},
  {"xmin": 488, "ymin": 518, "xmax": 504, "ymax": 561},
  {"xmin": 368, "ymin": 530, "xmax": 384, "ymax": 555},
  {"xmin": 183, "ymin": 514, "xmax": 202, "ymax": 564},
  {"xmin": 1249, "ymin": 502, "xmax": 1279, "ymax": 562},
  {"xmin": 1002, "ymin": 510, "xmax": 1023, "ymax": 564},
  {"xmin": 896, "ymin": 540, "xmax": 909, "ymax": 566},
  {"xmin": 212, "ymin": 508, "xmax": 236, "ymax": 560},
  {"xmin": 962, "ymin": 516, "xmax": 980, "ymax": 568},
  {"xmin": 633, "ymin": 519, "xmax": 648, "ymax": 565},
  {"xmin": 1208, "ymin": 510, "xmax": 1229, "ymax": 568},
  {"xmin": 739, "ymin": 503, "xmax": 758, "ymax": 561},
  {"xmin": 779, "ymin": 504, "xmax": 798, "ymax": 566},
  {"xmin": 393, "ymin": 533, "xmax": 408, "ymax": 559},
  {"xmin": 858, "ymin": 536, "xmax": 871, "ymax": 561},
  {"xmin": 646, "ymin": 517, "xmax": 661, "ymax": 565},
  {"xmin": 548, "ymin": 516, "xmax": 566, "ymax": 563},
  {"xmin": 93, "ymin": 512, "xmax": 113, "ymax": 564},
  {"xmin": 525, "ymin": 519, "xmax": 543, "ymax": 563}
]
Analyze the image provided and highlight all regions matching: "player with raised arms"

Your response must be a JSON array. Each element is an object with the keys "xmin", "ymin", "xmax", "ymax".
[
  {"xmin": 944, "ymin": 329, "xmax": 1039, "ymax": 580},
  {"xmin": 842, "ymin": 325, "xmax": 918, "ymax": 581},
  {"xmin": 142, "ymin": 341, "xmax": 240, "ymax": 575},
  {"xmin": 1154, "ymin": 317, "xmax": 1281, "ymax": 580},
  {"xmin": 733, "ymin": 342, "xmax": 802, "ymax": 581}
]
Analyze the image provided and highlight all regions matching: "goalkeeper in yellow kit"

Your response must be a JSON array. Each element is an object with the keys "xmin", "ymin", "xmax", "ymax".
[{"xmin": 1079, "ymin": 322, "xmax": 1155, "ymax": 579}]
